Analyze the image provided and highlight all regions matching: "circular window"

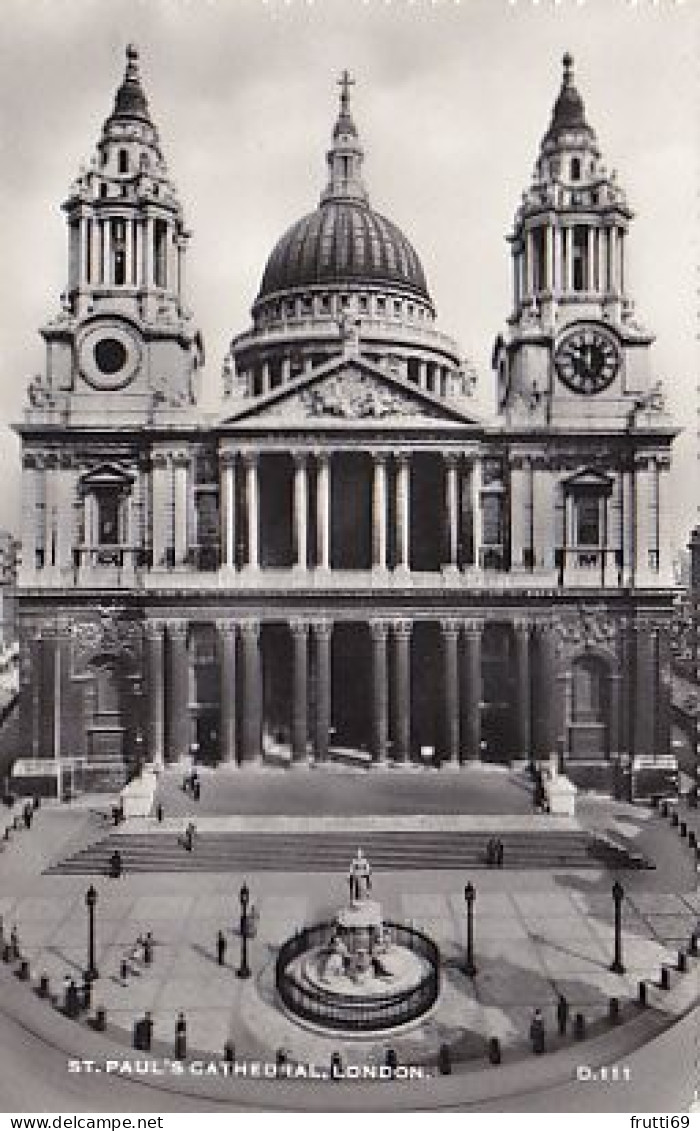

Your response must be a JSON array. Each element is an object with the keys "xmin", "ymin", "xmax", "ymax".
[{"xmin": 94, "ymin": 337, "xmax": 128, "ymax": 375}]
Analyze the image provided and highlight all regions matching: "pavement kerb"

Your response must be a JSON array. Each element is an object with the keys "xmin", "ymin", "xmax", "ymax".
[{"xmin": 0, "ymin": 955, "xmax": 695, "ymax": 1112}]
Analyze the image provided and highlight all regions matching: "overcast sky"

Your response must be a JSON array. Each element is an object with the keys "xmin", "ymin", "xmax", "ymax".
[{"xmin": 0, "ymin": 0, "xmax": 697, "ymax": 549}]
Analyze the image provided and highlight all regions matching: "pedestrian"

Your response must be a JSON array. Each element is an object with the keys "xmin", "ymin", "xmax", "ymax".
[
  {"xmin": 120, "ymin": 958, "xmax": 129, "ymax": 982},
  {"xmin": 65, "ymin": 979, "xmax": 79, "ymax": 1019},
  {"xmin": 110, "ymin": 849, "xmax": 122, "ymax": 878},
  {"xmin": 193, "ymin": 779, "xmax": 201, "ymax": 802},
  {"xmin": 23, "ymin": 804, "xmax": 31, "ymax": 830},
  {"xmin": 184, "ymin": 821, "xmax": 195, "ymax": 852},
  {"xmin": 156, "ymin": 803, "xmax": 164, "ymax": 823},
  {"xmin": 486, "ymin": 837, "xmax": 496, "ymax": 867},
  {"xmin": 496, "ymin": 838, "xmax": 504, "ymax": 868},
  {"xmin": 82, "ymin": 975, "xmax": 92, "ymax": 1012},
  {"xmin": 181, "ymin": 774, "xmax": 189, "ymax": 793},
  {"xmin": 217, "ymin": 930, "xmax": 227, "ymax": 966},
  {"xmin": 556, "ymin": 993, "xmax": 569, "ymax": 1037},
  {"xmin": 143, "ymin": 931, "xmax": 153, "ymax": 965},
  {"xmin": 530, "ymin": 1008, "xmax": 545, "ymax": 1054},
  {"xmin": 175, "ymin": 1012, "xmax": 186, "ymax": 1060},
  {"xmin": 10, "ymin": 924, "xmax": 19, "ymax": 959}
]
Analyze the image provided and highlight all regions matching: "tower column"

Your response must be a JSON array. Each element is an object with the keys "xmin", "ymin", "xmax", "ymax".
[
  {"xmin": 244, "ymin": 453, "xmax": 260, "ymax": 570},
  {"xmin": 564, "ymin": 226, "xmax": 573, "ymax": 292},
  {"xmin": 546, "ymin": 223, "xmax": 555, "ymax": 292},
  {"xmin": 445, "ymin": 455, "xmax": 459, "ymax": 569},
  {"xmin": 372, "ymin": 454, "xmax": 388, "ymax": 571},
  {"xmin": 316, "ymin": 453, "xmax": 331, "ymax": 570},
  {"xmin": 173, "ymin": 454, "xmax": 190, "ymax": 566},
  {"xmin": 536, "ymin": 622, "xmax": 559, "ymax": 761},
  {"xmin": 471, "ymin": 458, "xmax": 483, "ymax": 569},
  {"xmin": 166, "ymin": 620, "xmax": 190, "ymax": 763},
  {"xmin": 392, "ymin": 620, "xmax": 412, "ymax": 763},
  {"xmin": 240, "ymin": 621, "xmax": 263, "ymax": 763},
  {"xmin": 217, "ymin": 620, "xmax": 237, "ymax": 765},
  {"xmin": 290, "ymin": 619, "xmax": 310, "ymax": 763},
  {"xmin": 221, "ymin": 456, "xmax": 236, "ymax": 569},
  {"xmin": 145, "ymin": 622, "xmax": 165, "ymax": 768},
  {"xmin": 293, "ymin": 452, "xmax": 309, "ymax": 570},
  {"xmin": 395, "ymin": 455, "xmax": 411, "ymax": 571},
  {"xmin": 513, "ymin": 619, "xmax": 532, "ymax": 763},
  {"xmin": 441, "ymin": 619, "xmax": 460, "ymax": 766},
  {"xmin": 311, "ymin": 619, "xmax": 332, "ymax": 762},
  {"xmin": 462, "ymin": 619, "xmax": 482, "ymax": 762},
  {"xmin": 370, "ymin": 619, "xmax": 390, "ymax": 765},
  {"xmin": 586, "ymin": 226, "xmax": 595, "ymax": 292}
]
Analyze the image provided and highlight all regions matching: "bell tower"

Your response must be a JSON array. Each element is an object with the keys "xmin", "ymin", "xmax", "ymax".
[
  {"xmin": 494, "ymin": 54, "xmax": 663, "ymax": 431},
  {"xmin": 34, "ymin": 44, "xmax": 203, "ymax": 419}
]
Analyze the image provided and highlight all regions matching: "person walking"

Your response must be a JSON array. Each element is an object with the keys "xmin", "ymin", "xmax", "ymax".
[
  {"xmin": 530, "ymin": 1008, "xmax": 545, "ymax": 1054},
  {"xmin": 217, "ymin": 929, "xmax": 227, "ymax": 966},
  {"xmin": 143, "ymin": 931, "xmax": 154, "ymax": 965},
  {"xmin": 175, "ymin": 1012, "xmax": 187, "ymax": 1060},
  {"xmin": 556, "ymin": 993, "xmax": 569, "ymax": 1037}
]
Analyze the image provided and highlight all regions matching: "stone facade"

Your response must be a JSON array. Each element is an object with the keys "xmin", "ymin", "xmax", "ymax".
[{"xmin": 14, "ymin": 51, "xmax": 678, "ymax": 793}]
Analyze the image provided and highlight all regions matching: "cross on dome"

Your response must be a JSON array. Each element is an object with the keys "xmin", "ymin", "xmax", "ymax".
[{"xmin": 338, "ymin": 69, "xmax": 355, "ymax": 114}]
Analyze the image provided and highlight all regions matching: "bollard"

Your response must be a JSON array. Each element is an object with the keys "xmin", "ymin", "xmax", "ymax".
[
  {"xmin": 689, "ymin": 934, "xmax": 699, "ymax": 957},
  {"xmin": 174, "ymin": 1012, "xmax": 187, "ymax": 1060},
  {"xmin": 660, "ymin": 966, "xmax": 671, "ymax": 990},
  {"xmin": 94, "ymin": 1006, "xmax": 106, "ymax": 1032},
  {"xmin": 437, "ymin": 1043, "xmax": 452, "ymax": 1075},
  {"xmin": 385, "ymin": 1047, "xmax": 398, "ymax": 1078},
  {"xmin": 2, "ymin": 944, "xmax": 11, "ymax": 963},
  {"xmin": 487, "ymin": 1037, "xmax": 501, "ymax": 1065},
  {"xmin": 3, "ymin": 828, "xmax": 10, "ymax": 841},
  {"xmin": 638, "ymin": 981, "xmax": 648, "ymax": 1006},
  {"xmin": 224, "ymin": 1041, "xmax": 235, "ymax": 1066},
  {"xmin": 573, "ymin": 1013, "xmax": 586, "ymax": 1040},
  {"xmin": 689, "ymin": 832, "xmax": 697, "ymax": 850},
  {"xmin": 330, "ymin": 1051, "xmax": 343, "ymax": 1080},
  {"xmin": 680, "ymin": 821, "xmax": 687, "ymax": 838},
  {"xmin": 677, "ymin": 951, "xmax": 688, "ymax": 973},
  {"xmin": 671, "ymin": 811, "xmax": 679, "ymax": 828},
  {"xmin": 608, "ymin": 997, "xmax": 620, "ymax": 1024},
  {"xmin": 17, "ymin": 959, "xmax": 29, "ymax": 982},
  {"xmin": 661, "ymin": 801, "xmax": 669, "ymax": 818},
  {"xmin": 38, "ymin": 973, "xmax": 50, "ymax": 999}
]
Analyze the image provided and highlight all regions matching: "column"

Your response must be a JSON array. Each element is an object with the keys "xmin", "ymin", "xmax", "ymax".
[
  {"xmin": 261, "ymin": 361, "xmax": 271, "ymax": 395},
  {"xmin": 513, "ymin": 620, "xmax": 532, "ymax": 763},
  {"xmin": 293, "ymin": 453, "xmax": 309, "ymax": 569},
  {"xmin": 621, "ymin": 461, "xmax": 635, "ymax": 585},
  {"xmin": 609, "ymin": 227, "xmax": 618, "ymax": 292},
  {"xmin": 144, "ymin": 622, "xmax": 164, "ymax": 766},
  {"xmin": 124, "ymin": 217, "xmax": 133, "ymax": 288},
  {"xmin": 372, "ymin": 455, "xmax": 388, "ymax": 571},
  {"xmin": 79, "ymin": 216, "xmax": 88, "ymax": 286},
  {"xmin": 316, "ymin": 453, "xmax": 331, "ymax": 570},
  {"xmin": 103, "ymin": 220, "xmax": 112, "ymax": 286},
  {"xmin": 536, "ymin": 622, "xmax": 559, "ymax": 761},
  {"xmin": 546, "ymin": 224, "xmax": 555, "ymax": 292},
  {"xmin": 471, "ymin": 459, "xmax": 483, "ymax": 569},
  {"xmin": 217, "ymin": 621, "xmax": 237, "ymax": 765},
  {"xmin": 655, "ymin": 624, "xmax": 672, "ymax": 759},
  {"xmin": 635, "ymin": 458, "xmax": 653, "ymax": 582},
  {"xmin": 462, "ymin": 620, "xmax": 482, "ymax": 762},
  {"xmin": 90, "ymin": 220, "xmax": 100, "ymax": 287},
  {"xmin": 418, "ymin": 360, "xmax": 428, "ymax": 390},
  {"xmin": 244, "ymin": 453, "xmax": 260, "ymax": 569},
  {"xmin": 564, "ymin": 226, "xmax": 573, "ymax": 292},
  {"xmin": 311, "ymin": 619, "xmax": 332, "ymax": 762},
  {"xmin": 240, "ymin": 621, "xmax": 262, "ymax": 762},
  {"xmin": 441, "ymin": 620, "xmax": 460, "ymax": 766},
  {"xmin": 281, "ymin": 355, "xmax": 292, "ymax": 384},
  {"xmin": 220, "ymin": 457, "xmax": 236, "ymax": 569},
  {"xmin": 144, "ymin": 216, "xmax": 153, "ymax": 287},
  {"xmin": 445, "ymin": 456, "xmax": 459, "ymax": 570},
  {"xmin": 173, "ymin": 455, "xmax": 189, "ymax": 566},
  {"xmin": 167, "ymin": 620, "xmax": 190, "ymax": 762},
  {"xmin": 370, "ymin": 620, "xmax": 390, "ymax": 765},
  {"xmin": 290, "ymin": 619, "xmax": 310, "ymax": 763},
  {"xmin": 395, "ymin": 455, "xmax": 410, "ymax": 571},
  {"xmin": 597, "ymin": 227, "xmax": 606, "ymax": 293},
  {"xmin": 525, "ymin": 228, "xmax": 535, "ymax": 296},
  {"xmin": 634, "ymin": 620, "xmax": 655, "ymax": 760},
  {"xmin": 392, "ymin": 620, "xmax": 412, "ymax": 762},
  {"xmin": 586, "ymin": 227, "xmax": 595, "ymax": 292}
]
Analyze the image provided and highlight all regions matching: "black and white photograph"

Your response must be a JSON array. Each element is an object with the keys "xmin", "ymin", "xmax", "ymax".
[{"xmin": 0, "ymin": 0, "xmax": 697, "ymax": 1119}]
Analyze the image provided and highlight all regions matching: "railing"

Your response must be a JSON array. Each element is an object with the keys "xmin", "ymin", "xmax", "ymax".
[
  {"xmin": 275, "ymin": 919, "xmax": 440, "ymax": 1032},
  {"xmin": 556, "ymin": 548, "xmax": 623, "ymax": 587}
]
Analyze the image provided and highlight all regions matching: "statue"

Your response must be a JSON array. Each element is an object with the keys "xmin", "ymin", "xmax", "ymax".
[{"xmin": 348, "ymin": 848, "xmax": 372, "ymax": 903}]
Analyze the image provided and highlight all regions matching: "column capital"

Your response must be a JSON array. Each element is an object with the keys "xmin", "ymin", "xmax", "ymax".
[
  {"xmin": 440, "ymin": 617, "xmax": 461, "ymax": 638},
  {"xmin": 393, "ymin": 618, "xmax": 413, "ymax": 639},
  {"xmin": 444, "ymin": 452, "xmax": 461, "ymax": 469},
  {"xmin": 291, "ymin": 450, "xmax": 308, "ymax": 468},
  {"xmin": 310, "ymin": 618, "xmax": 333, "ymax": 640},
  {"xmin": 512, "ymin": 617, "xmax": 532, "ymax": 637},
  {"xmin": 394, "ymin": 451, "xmax": 411, "ymax": 467},
  {"xmin": 239, "ymin": 619, "xmax": 261, "ymax": 641},
  {"xmin": 289, "ymin": 617, "xmax": 310, "ymax": 638},
  {"xmin": 312, "ymin": 448, "xmax": 330, "ymax": 466},
  {"xmin": 463, "ymin": 618, "xmax": 484, "ymax": 639},
  {"xmin": 369, "ymin": 618, "xmax": 391, "ymax": 640},
  {"xmin": 241, "ymin": 450, "xmax": 259, "ymax": 468},
  {"xmin": 165, "ymin": 619, "xmax": 188, "ymax": 639},
  {"xmin": 371, "ymin": 451, "xmax": 389, "ymax": 466},
  {"xmin": 219, "ymin": 451, "xmax": 237, "ymax": 470},
  {"xmin": 144, "ymin": 619, "xmax": 167, "ymax": 640},
  {"xmin": 215, "ymin": 619, "xmax": 237, "ymax": 637}
]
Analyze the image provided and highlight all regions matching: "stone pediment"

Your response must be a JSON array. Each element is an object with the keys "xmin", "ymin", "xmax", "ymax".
[{"xmin": 221, "ymin": 360, "xmax": 481, "ymax": 429}]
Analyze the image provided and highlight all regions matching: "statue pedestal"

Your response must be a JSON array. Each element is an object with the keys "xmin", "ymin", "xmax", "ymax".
[{"xmin": 545, "ymin": 773, "xmax": 577, "ymax": 817}]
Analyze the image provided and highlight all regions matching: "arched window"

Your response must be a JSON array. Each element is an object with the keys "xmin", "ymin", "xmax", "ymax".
[
  {"xmin": 118, "ymin": 149, "xmax": 129, "ymax": 174},
  {"xmin": 571, "ymin": 157, "xmax": 581, "ymax": 181}
]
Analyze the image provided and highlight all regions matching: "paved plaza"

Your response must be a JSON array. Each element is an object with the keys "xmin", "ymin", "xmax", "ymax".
[{"xmin": 0, "ymin": 770, "xmax": 697, "ymax": 1078}]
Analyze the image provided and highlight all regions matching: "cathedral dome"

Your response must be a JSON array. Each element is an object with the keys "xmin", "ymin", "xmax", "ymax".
[
  {"xmin": 257, "ymin": 200, "xmax": 430, "ymax": 303},
  {"xmin": 254, "ymin": 73, "xmax": 432, "ymax": 312}
]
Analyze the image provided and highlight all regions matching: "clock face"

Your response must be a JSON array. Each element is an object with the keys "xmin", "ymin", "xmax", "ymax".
[
  {"xmin": 555, "ymin": 327, "xmax": 621, "ymax": 395},
  {"xmin": 79, "ymin": 324, "xmax": 141, "ymax": 390}
]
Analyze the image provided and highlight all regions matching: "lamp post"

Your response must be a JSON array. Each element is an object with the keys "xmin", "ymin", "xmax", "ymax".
[
  {"xmin": 464, "ymin": 882, "xmax": 476, "ymax": 978},
  {"xmin": 85, "ymin": 885, "xmax": 98, "ymax": 981},
  {"xmin": 237, "ymin": 882, "xmax": 251, "ymax": 979},
  {"xmin": 610, "ymin": 880, "xmax": 625, "ymax": 974}
]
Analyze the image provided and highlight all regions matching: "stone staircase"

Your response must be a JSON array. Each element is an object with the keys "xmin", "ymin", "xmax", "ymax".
[{"xmin": 45, "ymin": 826, "xmax": 649, "ymax": 876}]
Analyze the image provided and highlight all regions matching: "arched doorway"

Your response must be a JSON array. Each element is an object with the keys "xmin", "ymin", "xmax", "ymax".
[{"xmin": 568, "ymin": 653, "xmax": 610, "ymax": 759}]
